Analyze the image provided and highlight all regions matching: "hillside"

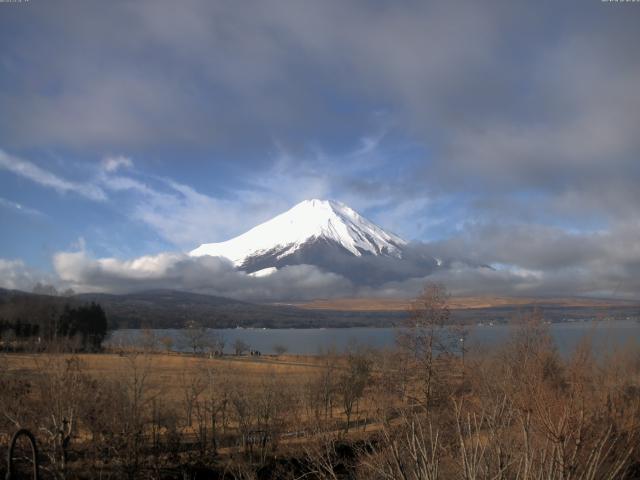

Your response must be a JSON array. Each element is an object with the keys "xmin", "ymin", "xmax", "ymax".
[
  {"xmin": 2, "ymin": 288, "xmax": 638, "ymax": 331},
  {"xmin": 71, "ymin": 290, "xmax": 406, "ymax": 328}
]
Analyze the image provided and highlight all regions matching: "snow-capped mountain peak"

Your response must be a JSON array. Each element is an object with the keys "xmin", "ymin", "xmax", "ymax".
[{"xmin": 189, "ymin": 199, "xmax": 406, "ymax": 267}]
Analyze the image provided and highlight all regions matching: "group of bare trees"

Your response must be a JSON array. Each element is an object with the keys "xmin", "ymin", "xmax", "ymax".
[
  {"xmin": 134, "ymin": 322, "xmax": 227, "ymax": 356},
  {"xmin": 1, "ymin": 283, "xmax": 640, "ymax": 479},
  {"xmin": 0, "ymin": 352, "xmax": 164, "ymax": 479},
  {"xmin": 142, "ymin": 322, "xmax": 258, "ymax": 357},
  {"xmin": 358, "ymin": 285, "xmax": 640, "ymax": 480}
]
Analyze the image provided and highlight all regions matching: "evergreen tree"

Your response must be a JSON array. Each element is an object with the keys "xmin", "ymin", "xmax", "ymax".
[{"xmin": 57, "ymin": 302, "xmax": 108, "ymax": 351}]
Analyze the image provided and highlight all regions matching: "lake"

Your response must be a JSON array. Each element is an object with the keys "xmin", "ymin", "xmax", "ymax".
[{"xmin": 107, "ymin": 319, "xmax": 640, "ymax": 356}]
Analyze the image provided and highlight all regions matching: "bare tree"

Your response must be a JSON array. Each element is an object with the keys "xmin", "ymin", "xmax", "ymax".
[
  {"xmin": 140, "ymin": 328, "xmax": 158, "ymax": 353},
  {"xmin": 359, "ymin": 410, "xmax": 441, "ymax": 480},
  {"xmin": 201, "ymin": 363, "xmax": 232, "ymax": 454},
  {"xmin": 229, "ymin": 379, "xmax": 254, "ymax": 452},
  {"xmin": 212, "ymin": 331, "xmax": 226, "ymax": 355},
  {"xmin": 233, "ymin": 338, "xmax": 250, "ymax": 356},
  {"xmin": 303, "ymin": 433, "xmax": 344, "ymax": 480},
  {"xmin": 180, "ymin": 362, "xmax": 205, "ymax": 428},
  {"xmin": 398, "ymin": 282, "xmax": 453, "ymax": 408},
  {"xmin": 182, "ymin": 320, "xmax": 208, "ymax": 354},
  {"xmin": 305, "ymin": 347, "xmax": 339, "ymax": 430},
  {"xmin": 252, "ymin": 373, "xmax": 295, "ymax": 463},
  {"xmin": 338, "ymin": 347, "xmax": 372, "ymax": 432},
  {"xmin": 0, "ymin": 354, "xmax": 33, "ymax": 431},
  {"xmin": 33, "ymin": 355, "xmax": 88, "ymax": 478},
  {"xmin": 105, "ymin": 352, "xmax": 157, "ymax": 479}
]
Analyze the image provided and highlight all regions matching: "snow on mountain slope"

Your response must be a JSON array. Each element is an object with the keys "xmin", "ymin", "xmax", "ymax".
[{"xmin": 190, "ymin": 199, "xmax": 406, "ymax": 266}]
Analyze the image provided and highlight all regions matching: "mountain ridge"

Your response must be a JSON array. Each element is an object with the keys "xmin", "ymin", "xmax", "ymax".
[{"xmin": 190, "ymin": 199, "xmax": 408, "ymax": 274}]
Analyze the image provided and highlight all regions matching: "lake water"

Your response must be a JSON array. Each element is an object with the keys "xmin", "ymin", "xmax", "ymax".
[{"xmin": 107, "ymin": 319, "xmax": 640, "ymax": 356}]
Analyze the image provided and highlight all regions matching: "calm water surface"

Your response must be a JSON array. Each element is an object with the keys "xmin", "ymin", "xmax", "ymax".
[{"xmin": 107, "ymin": 319, "xmax": 640, "ymax": 356}]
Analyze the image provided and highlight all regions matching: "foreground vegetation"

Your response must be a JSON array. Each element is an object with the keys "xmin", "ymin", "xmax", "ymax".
[{"xmin": 1, "ymin": 286, "xmax": 640, "ymax": 479}]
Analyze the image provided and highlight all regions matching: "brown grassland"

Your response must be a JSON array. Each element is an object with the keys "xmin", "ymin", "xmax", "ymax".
[
  {"xmin": 2, "ymin": 352, "xmax": 324, "ymax": 407},
  {"xmin": 296, "ymin": 295, "xmax": 639, "ymax": 311}
]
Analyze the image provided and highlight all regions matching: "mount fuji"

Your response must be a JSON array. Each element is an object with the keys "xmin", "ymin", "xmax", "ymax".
[{"xmin": 190, "ymin": 199, "xmax": 440, "ymax": 285}]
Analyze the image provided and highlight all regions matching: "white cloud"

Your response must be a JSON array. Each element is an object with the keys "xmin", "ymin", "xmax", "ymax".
[
  {"xmin": 0, "ymin": 197, "xmax": 44, "ymax": 217},
  {"xmin": 125, "ymin": 141, "xmax": 408, "ymax": 249},
  {"xmin": 99, "ymin": 173, "xmax": 265, "ymax": 249},
  {"xmin": 0, "ymin": 258, "xmax": 52, "ymax": 291},
  {"xmin": 102, "ymin": 155, "xmax": 134, "ymax": 172},
  {"xmin": 39, "ymin": 215, "xmax": 640, "ymax": 301},
  {"xmin": 0, "ymin": 149, "xmax": 106, "ymax": 201},
  {"xmin": 52, "ymin": 249, "xmax": 353, "ymax": 301}
]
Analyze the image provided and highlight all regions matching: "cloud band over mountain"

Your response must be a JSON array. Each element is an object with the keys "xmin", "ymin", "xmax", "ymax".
[{"xmin": 45, "ymin": 222, "xmax": 640, "ymax": 302}]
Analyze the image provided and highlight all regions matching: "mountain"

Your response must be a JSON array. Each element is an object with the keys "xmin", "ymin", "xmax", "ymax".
[
  {"xmin": 191, "ymin": 199, "xmax": 406, "ymax": 265},
  {"xmin": 190, "ymin": 199, "xmax": 438, "ymax": 284}
]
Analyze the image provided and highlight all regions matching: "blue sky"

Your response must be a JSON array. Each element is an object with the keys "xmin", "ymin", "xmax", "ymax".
[{"xmin": 1, "ymin": 0, "xmax": 639, "ymax": 299}]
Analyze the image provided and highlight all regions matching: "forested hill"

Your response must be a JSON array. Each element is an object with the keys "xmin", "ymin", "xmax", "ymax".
[
  {"xmin": 0, "ymin": 288, "xmax": 406, "ymax": 329},
  {"xmin": 2, "ymin": 288, "xmax": 638, "ymax": 330},
  {"xmin": 74, "ymin": 290, "xmax": 406, "ymax": 328}
]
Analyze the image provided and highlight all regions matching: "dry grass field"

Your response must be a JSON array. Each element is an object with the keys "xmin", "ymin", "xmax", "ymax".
[
  {"xmin": 2, "ymin": 352, "xmax": 327, "ymax": 408},
  {"xmin": 1, "ymin": 349, "xmax": 376, "ymax": 477},
  {"xmin": 296, "ymin": 295, "xmax": 639, "ymax": 311}
]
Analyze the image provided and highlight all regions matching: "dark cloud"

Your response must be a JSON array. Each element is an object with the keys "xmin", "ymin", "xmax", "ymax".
[
  {"xmin": 419, "ymin": 221, "xmax": 640, "ymax": 298},
  {"xmin": 3, "ymin": 1, "xmax": 638, "ymax": 199},
  {"xmin": 3, "ymin": 1, "xmax": 637, "ymax": 154}
]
